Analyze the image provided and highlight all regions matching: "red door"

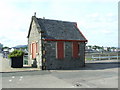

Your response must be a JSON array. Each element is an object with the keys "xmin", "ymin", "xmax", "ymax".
[
  {"xmin": 72, "ymin": 42, "xmax": 79, "ymax": 58},
  {"xmin": 57, "ymin": 41, "xmax": 64, "ymax": 59},
  {"xmin": 32, "ymin": 43, "xmax": 36, "ymax": 59}
]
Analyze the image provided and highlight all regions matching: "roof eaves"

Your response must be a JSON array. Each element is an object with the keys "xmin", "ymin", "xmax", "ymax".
[
  {"xmin": 74, "ymin": 23, "xmax": 88, "ymax": 41},
  {"xmin": 44, "ymin": 39, "xmax": 88, "ymax": 42}
]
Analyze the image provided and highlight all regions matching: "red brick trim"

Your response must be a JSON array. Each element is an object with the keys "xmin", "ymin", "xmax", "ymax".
[
  {"xmin": 44, "ymin": 39, "xmax": 87, "ymax": 42},
  {"xmin": 74, "ymin": 23, "xmax": 88, "ymax": 41}
]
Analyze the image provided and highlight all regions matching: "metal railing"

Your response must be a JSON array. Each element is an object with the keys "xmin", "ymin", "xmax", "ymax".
[
  {"xmin": 85, "ymin": 52, "xmax": 119, "ymax": 60},
  {"xmin": 91, "ymin": 53, "xmax": 119, "ymax": 60}
]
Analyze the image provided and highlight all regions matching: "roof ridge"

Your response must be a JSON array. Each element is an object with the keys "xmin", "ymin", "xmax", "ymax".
[{"xmin": 37, "ymin": 18, "xmax": 76, "ymax": 24}]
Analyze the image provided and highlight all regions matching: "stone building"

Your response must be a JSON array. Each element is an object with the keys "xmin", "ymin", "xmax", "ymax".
[{"xmin": 27, "ymin": 15, "xmax": 87, "ymax": 70}]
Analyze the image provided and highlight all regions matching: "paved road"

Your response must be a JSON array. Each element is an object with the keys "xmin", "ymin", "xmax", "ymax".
[{"xmin": 1, "ymin": 59, "xmax": 119, "ymax": 88}]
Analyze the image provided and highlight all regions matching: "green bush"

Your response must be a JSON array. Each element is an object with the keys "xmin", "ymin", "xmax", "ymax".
[{"xmin": 8, "ymin": 50, "xmax": 24, "ymax": 58}]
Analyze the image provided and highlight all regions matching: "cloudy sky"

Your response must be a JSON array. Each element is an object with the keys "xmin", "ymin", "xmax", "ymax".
[{"xmin": 0, "ymin": 0, "xmax": 118, "ymax": 47}]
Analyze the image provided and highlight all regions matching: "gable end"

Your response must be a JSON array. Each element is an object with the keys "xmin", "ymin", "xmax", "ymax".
[{"xmin": 27, "ymin": 16, "xmax": 41, "ymax": 38}]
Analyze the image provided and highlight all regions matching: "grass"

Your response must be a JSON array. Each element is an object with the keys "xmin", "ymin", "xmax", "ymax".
[{"xmin": 85, "ymin": 58, "xmax": 93, "ymax": 60}]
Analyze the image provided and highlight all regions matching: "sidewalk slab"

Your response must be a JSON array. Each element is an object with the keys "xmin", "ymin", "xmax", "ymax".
[
  {"xmin": 1, "ymin": 67, "xmax": 40, "ymax": 73},
  {"xmin": 0, "ymin": 55, "xmax": 40, "ymax": 73}
]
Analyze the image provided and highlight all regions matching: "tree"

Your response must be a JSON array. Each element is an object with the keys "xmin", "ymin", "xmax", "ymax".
[
  {"xmin": 87, "ymin": 45, "xmax": 92, "ymax": 49},
  {"xmin": 92, "ymin": 45, "xmax": 98, "ymax": 50},
  {"xmin": 3, "ymin": 46, "xmax": 9, "ymax": 49}
]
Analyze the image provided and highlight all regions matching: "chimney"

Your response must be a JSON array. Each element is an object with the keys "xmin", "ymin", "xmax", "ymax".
[
  {"xmin": 34, "ymin": 12, "xmax": 36, "ymax": 17},
  {"xmin": 43, "ymin": 17, "xmax": 45, "ymax": 19}
]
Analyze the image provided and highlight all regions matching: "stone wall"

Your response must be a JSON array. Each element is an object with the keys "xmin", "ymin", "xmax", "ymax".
[
  {"xmin": 28, "ymin": 20, "xmax": 42, "ymax": 68},
  {"xmin": 42, "ymin": 41, "xmax": 86, "ymax": 70}
]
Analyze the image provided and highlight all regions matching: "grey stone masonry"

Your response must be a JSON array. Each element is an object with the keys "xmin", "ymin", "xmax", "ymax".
[
  {"xmin": 42, "ymin": 41, "xmax": 86, "ymax": 70},
  {"xmin": 28, "ymin": 20, "xmax": 42, "ymax": 68}
]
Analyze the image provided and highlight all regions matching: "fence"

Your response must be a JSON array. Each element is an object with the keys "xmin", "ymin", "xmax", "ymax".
[{"xmin": 86, "ymin": 52, "xmax": 119, "ymax": 60}]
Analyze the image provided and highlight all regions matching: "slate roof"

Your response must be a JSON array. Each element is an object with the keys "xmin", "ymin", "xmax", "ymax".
[{"xmin": 28, "ymin": 16, "xmax": 87, "ymax": 41}]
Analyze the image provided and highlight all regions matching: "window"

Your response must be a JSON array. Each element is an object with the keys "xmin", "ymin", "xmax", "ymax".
[
  {"xmin": 32, "ymin": 43, "xmax": 36, "ymax": 59},
  {"xmin": 30, "ymin": 42, "xmax": 38, "ymax": 59},
  {"xmin": 72, "ymin": 42, "xmax": 79, "ymax": 58},
  {"xmin": 56, "ymin": 41, "xmax": 64, "ymax": 59}
]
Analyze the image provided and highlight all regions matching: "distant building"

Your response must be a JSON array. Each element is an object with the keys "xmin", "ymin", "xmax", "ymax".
[
  {"xmin": 2, "ymin": 47, "xmax": 9, "ymax": 58},
  {"xmin": 110, "ymin": 48, "xmax": 116, "ymax": 52},
  {"xmin": 9, "ymin": 48, "xmax": 15, "ymax": 53},
  {"xmin": 103, "ymin": 47, "xmax": 109, "ymax": 51},
  {"xmin": 27, "ymin": 15, "xmax": 88, "ymax": 70},
  {"xmin": 96, "ymin": 49, "xmax": 103, "ymax": 52},
  {"xmin": 0, "ymin": 43, "xmax": 3, "ymax": 52},
  {"xmin": 85, "ymin": 46, "xmax": 94, "ymax": 53},
  {"xmin": 117, "ymin": 48, "xmax": 120, "ymax": 52}
]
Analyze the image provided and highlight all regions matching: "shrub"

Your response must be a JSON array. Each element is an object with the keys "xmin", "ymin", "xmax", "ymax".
[{"xmin": 8, "ymin": 50, "xmax": 24, "ymax": 58}]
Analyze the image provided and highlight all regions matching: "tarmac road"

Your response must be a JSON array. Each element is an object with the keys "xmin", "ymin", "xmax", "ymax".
[{"xmin": 1, "ymin": 59, "xmax": 119, "ymax": 88}]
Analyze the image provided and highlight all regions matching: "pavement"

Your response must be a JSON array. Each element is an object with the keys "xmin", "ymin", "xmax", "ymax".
[{"xmin": 0, "ymin": 53, "xmax": 40, "ymax": 73}]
